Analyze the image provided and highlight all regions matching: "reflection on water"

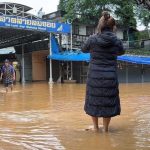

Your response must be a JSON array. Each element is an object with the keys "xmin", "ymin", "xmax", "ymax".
[{"xmin": 0, "ymin": 83, "xmax": 150, "ymax": 150}]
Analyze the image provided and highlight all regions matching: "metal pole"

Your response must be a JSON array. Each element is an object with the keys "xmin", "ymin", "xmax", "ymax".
[
  {"xmin": 71, "ymin": 24, "xmax": 73, "ymax": 50},
  {"xmin": 22, "ymin": 45, "xmax": 25, "ymax": 83},
  {"xmin": 5, "ymin": 4, "xmax": 6, "ymax": 15},
  {"xmin": 71, "ymin": 62, "xmax": 73, "ymax": 80},
  {"xmin": 49, "ymin": 33, "xmax": 53, "ymax": 83},
  {"xmin": 142, "ymin": 64, "xmax": 144, "ymax": 83},
  {"xmin": 126, "ymin": 62, "xmax": 128, "ymax": 83},
  {"xmin": 70, "ymin": 24, "xmax": 73, "ymax": 80},
  {"xmin": 67, "ymin": 62, "xmax": 69, "ymax": 80},
  {"xmin": 127, "ymin": 29, "xmax": 130, "ymax": 49}
]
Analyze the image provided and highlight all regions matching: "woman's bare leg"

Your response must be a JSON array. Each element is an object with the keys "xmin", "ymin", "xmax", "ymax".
[
  {"xmin": 92, "ymin": 117, "xmax": 99, "ymax": 131},
  {"xmin": 10, "ymin": 84, "xmax": 13, "ymax": 92},
  {"xmin": 103, "ymin": 117, "xmax": 111, "ymax": 132},
  {"xmin": 6, "ymin": 87, "xmax": 8, "ymax": 93}
]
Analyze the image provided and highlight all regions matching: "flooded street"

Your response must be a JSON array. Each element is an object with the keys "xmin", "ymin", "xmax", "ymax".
[{"xmin": 0, "ymin": 82, "xmax": 150, "ymax": 150}]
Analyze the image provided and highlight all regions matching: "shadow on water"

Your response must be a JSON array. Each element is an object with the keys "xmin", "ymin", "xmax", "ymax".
[{"xmin": 0, "ymin": 82, "xmax": 150, "ymax": 150}]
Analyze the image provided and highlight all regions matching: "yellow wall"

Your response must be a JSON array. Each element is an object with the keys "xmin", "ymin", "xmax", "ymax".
[{"xmin": 32, "ymin": 51, "xmax": 48, "ymax": 81}]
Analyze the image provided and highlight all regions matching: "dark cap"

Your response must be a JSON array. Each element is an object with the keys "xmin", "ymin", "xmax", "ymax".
[{"xmin": 4, "ymin": 59, "xmax": 9, "ymax": 63}]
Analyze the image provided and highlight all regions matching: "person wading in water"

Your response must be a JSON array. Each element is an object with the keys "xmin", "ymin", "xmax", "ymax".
[
  {"xmin": 82, "ymin": 11, "xmax": 125, "ymax": 132},
  {"xmin": 0, "ymin": 59, "xmax": 16, "ymax": 93}
]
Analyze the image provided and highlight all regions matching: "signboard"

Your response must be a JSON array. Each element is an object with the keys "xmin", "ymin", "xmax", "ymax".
[{"xmin": 0, "ymin": 15, "xmax": 71, "ymax": 34}]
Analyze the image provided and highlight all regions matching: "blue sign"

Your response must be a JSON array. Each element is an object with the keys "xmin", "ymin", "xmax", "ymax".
[{"xmin": 0, "ymin": 15, "xmax": 71, "ymax": 34}]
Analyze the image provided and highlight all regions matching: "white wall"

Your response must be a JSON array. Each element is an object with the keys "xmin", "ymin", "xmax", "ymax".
[
  {"xmin": 16, "ymin": 53, "xmax": 32, "ymax": 81},
  {"xmin": 79, "ymin": 25, "xmax": 86, "ymax": 35},
  {"xmin": 144, "ymin": 40, "xmax": 150, "ymax": 50},
  {"xmin": 116, "ymin": 29, "xmax": 124, "ymax": 40},
  {"xmin": 78, "ymin": 25, "xmax": 124, "ymax": 39}
]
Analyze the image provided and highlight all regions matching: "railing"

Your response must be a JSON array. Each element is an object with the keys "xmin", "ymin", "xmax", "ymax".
[
  {"xmin": 62, "ymin": 33, "xmax": 150, "ymax": 51},
  {"xmin": 123, "ymin": 39, "xmax": 150, "ymax": 51}
]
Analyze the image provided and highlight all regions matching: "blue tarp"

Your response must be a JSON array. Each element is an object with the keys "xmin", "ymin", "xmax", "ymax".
[
  {"xmin": 51, "ymin": 36, "xmax": 60, "ymax": 54},
  {"xmin": 49, "ymin": 36, "xmax": 90, "ymax": 61},
  {"xmin": 48, "ymin": 36, "xmax": 150, "ymax": 65},
  {"xmin": 118, "ymin": 55, "xmax": 150, "ymax": 65},
  {"xmin": 49, "ymin": 52, "xmax": 150, "ymax": 64},
  {"xmin": 49, "ymin": 52, "xmax": 90, "ymax": 62}
]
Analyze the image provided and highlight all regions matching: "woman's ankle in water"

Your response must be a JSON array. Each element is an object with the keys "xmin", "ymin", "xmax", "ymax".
[
  {"xmin": 93, "ymin": 126, "xmax": 99, "ymax": 132},
  {"xmin": 104, "ymin": 127, "xmax": 109, "ymax": 132}
]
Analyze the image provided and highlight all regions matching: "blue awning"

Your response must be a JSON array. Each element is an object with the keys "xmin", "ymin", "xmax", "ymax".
[
  {"xmin": 48, "ymin": 51, "xmax": 90, "ymax": 62},
  {"xmin": 118, "ymin": 55, "xmax": 150, "ymax": 65},
  {"xmin": 48, "ymin": 35, "xmax": 150, "ymax": 65},
  {"xmin": 48, "ymin": 52, "xmax": 150, "ymax": 65}
]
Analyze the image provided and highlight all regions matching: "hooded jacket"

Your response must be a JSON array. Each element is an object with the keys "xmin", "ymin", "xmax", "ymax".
[
  {"xmin": 82, "ymin": 30, "xmax": 125, "ymax": 117},
  {"xmin": 82, "ymin": 31, "xmax": 125, "ymax": 66}
]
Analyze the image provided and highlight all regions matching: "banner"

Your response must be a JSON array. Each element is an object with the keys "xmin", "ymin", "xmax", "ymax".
[{"xmin": 0, "ymin": 15, "xmax": 71, "ymax": 34}]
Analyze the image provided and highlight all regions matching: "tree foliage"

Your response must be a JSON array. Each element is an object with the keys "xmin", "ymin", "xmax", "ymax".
[
  {"xmin": 136, "ymin": 0, "xmax": 150, "ymax": 10},
  {"xmin": 114, "ymin": 0, "xmax": 137, "ymax": 28},
  {"xmin": 59, "ymin": 0, "xmax": 116, "ymax": 24},
  {"xmin": 58, "ymin": 0, "xmax": 69, "ymax": 11},
  {"xmin": 136, "ymin": 4, "xmax": 150, "ymax": 38},
  {"xmin": 138, "ymin": 30, "xmax": 150, "ymax": 39},
  {"xmin": 58, "ymin": 0, "xmax": 150, "ymax": 30},
  {"xmin": 137, "ymin": 7, "xmax": 150, "ymax": 28},
  {"xmin": 58, "ymin": 0, "xmax": 137, "ymax": 27}
]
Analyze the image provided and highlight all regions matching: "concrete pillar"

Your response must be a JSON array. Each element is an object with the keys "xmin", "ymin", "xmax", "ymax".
[
  {"xmin": 21, "ymin": 45, "xmax": 25, "ymax": 83},
  {"xmin": 126, "ymin": 62, "xmax": 128, "ymax": 83},
  {"xmin": 49, "ymin": 33, "xmax": 53, "ymax": 83}
]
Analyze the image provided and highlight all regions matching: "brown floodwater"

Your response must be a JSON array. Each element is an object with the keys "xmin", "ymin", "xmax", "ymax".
[{"xmin": 0, "ymin": 82, "xmax": 149, "ymax": 150}]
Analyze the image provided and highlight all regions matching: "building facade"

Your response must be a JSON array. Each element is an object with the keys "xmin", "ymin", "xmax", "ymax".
[{"xmin": 1, "ymin": 4, "xmax": 149, "ymax": 84}]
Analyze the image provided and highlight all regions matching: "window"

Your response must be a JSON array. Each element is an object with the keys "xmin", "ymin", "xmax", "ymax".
[
  {"xmin": 73, "ymin": 25, "xmax": 79, "ymax": 35},
  {"xmin": 86, "ymin": 26, "xmax": 95, "ymax": 36},
  {"xmin": 49, "ymin": 13, "xmax": 56, "ymax": 19}
]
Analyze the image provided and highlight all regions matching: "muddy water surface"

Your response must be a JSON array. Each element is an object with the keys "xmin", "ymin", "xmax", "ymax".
[{"xmin": 0, "ymin": 83, "xmax": 150, "ymax": 150}]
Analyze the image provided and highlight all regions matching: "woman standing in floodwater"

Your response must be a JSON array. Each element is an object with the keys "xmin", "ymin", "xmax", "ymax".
[{"xmin": 82, "ymin": 11, "xmax": 125, "ymax": 132}]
